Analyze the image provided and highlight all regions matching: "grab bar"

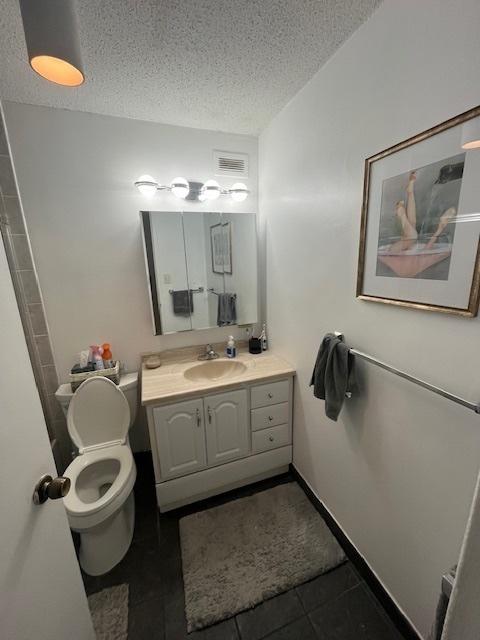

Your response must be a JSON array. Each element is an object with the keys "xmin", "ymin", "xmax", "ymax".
[
  {"xmin": 168, "ymin": 287, "xmax": 204, "ymax": 294},
  {"xmin": 335, "ymin": 331, "xmax": 480, "ymax": 414}
]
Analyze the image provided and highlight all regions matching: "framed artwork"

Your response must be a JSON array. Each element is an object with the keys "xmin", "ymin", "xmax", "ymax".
[
  {"xmin": 223, "ymin": 222, "xmax": 232, "ymax": 274},
  {"xmin": 210, "ymin": 222, "xmax": 232, "ymax": 274},
  {"xmin": 357, "ymin": 105, "xmax": 480, "ymax": 316}
]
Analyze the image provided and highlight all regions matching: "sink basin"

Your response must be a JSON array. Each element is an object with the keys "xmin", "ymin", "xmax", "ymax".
[{"xmin": 184, "ymin": 360, "xmax": 247, "ymax": 382}]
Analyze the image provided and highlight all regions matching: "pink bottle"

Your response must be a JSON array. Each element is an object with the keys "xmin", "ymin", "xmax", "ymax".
[{"xmin": 90, "ymin": 344, "xmax": 104, "ymax": 370}]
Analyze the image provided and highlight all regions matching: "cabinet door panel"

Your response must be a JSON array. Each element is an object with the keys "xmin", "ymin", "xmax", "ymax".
[
  {"xmin": 153, "ymin": 399, "xmax": 206, "ymax": 480},
  {"xmin": 205, "ymin": 389, "xmax": 249, "ymax": 466}
]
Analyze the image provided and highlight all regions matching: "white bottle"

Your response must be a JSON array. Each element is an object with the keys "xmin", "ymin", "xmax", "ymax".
[
  {"xmin": 226, "ymin": 335, "xmax": 237, "ymax": 358},
  {"xmin": 260, "ymin": 323, "xmax": 268, "ymax": 351}
]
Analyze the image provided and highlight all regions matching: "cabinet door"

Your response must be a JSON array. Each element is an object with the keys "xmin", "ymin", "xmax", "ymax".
[
  {"xmin": 205, "ymin": 389, "xmax": 249, "ymax": 466},
  {"xmin": 153, "ymin": 399, "xmax": 206, "ymax": 480}
]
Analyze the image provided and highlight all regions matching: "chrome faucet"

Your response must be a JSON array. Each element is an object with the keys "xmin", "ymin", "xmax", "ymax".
[{"xmin": 198, "ymin": 344, "xmax": 219, "ymax": 361}]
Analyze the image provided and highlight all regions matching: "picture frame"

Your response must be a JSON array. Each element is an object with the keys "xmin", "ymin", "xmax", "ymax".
[
  {"xmin": 210, "ymin": 222, "xmax": 232, "ymax": 275},
  {"xmin": 357, "ymin": 105, "xmax": 480, "ymax": 317}
]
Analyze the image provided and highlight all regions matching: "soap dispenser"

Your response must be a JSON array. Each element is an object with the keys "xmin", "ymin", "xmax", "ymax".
[
  {"xmin": 259, "ymin": 323, "xmax": 268, "ymax": 351},
  {"xmin": 226, "ymin": 336, "xmax": 237, "ymax": 358}
]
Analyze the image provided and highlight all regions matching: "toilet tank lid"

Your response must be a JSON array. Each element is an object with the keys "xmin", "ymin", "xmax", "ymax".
[{"xmin": 55, "ymin": 371, "xmax": 138, "ymax": 400}]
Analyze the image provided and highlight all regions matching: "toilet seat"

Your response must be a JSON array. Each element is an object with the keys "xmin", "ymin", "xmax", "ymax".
[
  {"xmin": 64, "ymin": 377, "xmax": 136, "ymax": 531},
  {"xmin": 64, "ymin": 444, "xmax": 136, "ymax": 530},
  {"xmin": 64, "ymin": 444, "xmax": 135, "ymax": 514},
  {"xmin": 67, "ymin": 376, "xmax": 130, "ymax": 453}
]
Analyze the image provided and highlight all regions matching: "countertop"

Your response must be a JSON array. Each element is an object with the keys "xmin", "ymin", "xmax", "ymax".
[{"xmin": 141, "ymin": 345, "xmax": 295, "ymax": 406}]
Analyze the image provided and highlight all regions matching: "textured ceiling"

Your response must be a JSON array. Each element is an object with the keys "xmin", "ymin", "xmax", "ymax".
[{"xmin": 0, "ymin": 0, "xmax": 381, "ymax": 135}]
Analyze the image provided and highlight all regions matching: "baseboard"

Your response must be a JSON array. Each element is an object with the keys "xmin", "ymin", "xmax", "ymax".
[{"xmin": 291, "ymin": 464, "xmax": 422, "ymax": 640}]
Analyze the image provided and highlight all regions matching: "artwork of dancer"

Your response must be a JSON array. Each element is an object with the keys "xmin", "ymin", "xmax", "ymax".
[{"xmin": 376, "ymin": 154, "xmax": 465, "ymax": 279}]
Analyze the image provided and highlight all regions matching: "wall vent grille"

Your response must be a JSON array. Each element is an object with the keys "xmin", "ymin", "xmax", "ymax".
[{"xmin": 213, "ymin": 151, "xmax": 249, "ymax": 178}]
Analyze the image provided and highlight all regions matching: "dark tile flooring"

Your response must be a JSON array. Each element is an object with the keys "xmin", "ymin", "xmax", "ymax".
[{"xmin": 81, "ymin": 453, "xmax": 405, "ymax": 640}]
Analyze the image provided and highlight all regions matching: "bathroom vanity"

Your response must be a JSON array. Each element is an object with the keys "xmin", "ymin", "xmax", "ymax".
[{"xmin": 141, "ymin": 345, "xmax": 295, "ymax": 511}]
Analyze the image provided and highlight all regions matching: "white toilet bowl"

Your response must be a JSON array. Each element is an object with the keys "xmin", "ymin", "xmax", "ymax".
[{"xmin": 62, "ymin": 376, "xmax": 137, "ymax": 576}]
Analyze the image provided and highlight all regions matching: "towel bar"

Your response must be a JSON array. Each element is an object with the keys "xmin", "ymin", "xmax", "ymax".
[
  {"xmin": 207, "ymin": 288, "xmax": 237, "ymax": 298},
  {"xmin": 169, "ymin": 287, "xmax": 204, "ymax": 294},
  {"xmin": 335, "ymin": 331, "xmax": 480, "ymax": 415}
]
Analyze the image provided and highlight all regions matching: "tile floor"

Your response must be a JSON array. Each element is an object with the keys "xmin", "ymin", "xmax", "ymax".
[{"xmin": 81, "ymin": 453, "xmax": 405, "ymax": 640}]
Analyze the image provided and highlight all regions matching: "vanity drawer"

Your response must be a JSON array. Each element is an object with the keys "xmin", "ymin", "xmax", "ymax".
[
  {"xmin": 251, "ymin": 402, "xmax": 289, "ymax": 432},
  {"xmin": 251, "ymin": 380, "xmax": 289, "ymax": 409},
  {"xmin": 252, "ymin": 423, "xmax": 290, "ymax": 453}
]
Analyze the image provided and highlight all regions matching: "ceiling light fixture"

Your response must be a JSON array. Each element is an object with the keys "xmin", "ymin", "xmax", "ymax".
[
  {"xmin": 19, "ymin": 0, "xmax": 85, "ymax": 87},
  {"xmin": 461, "ymin": 118, "xmax": 480, "ymax": 150}
]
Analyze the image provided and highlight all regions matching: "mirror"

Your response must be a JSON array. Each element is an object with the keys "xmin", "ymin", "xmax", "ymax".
[{"xmin": 142, "ymin": 211, "xmax": 258, "ymax": 334}]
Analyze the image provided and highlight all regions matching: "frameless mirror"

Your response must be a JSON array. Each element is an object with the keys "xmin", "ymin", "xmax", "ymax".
[{"xmin": 141, "ymin": 211, "xmax": 257, "ymax": 334}]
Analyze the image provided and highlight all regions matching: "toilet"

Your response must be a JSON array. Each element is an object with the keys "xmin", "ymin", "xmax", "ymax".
[{"xmin": 56, "ymin": 374, "xmax": 138, "ymax": 576}]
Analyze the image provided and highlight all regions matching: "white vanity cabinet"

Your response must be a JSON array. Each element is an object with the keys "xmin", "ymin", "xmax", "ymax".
[
  {"xmin": 147, "ymin": 376, "xmax": 294, "ymax": 511},
  {"xmin": 153, "ymin": 390, "xmax": 248, "ymax": 479},
  {"xmin": 153, "ymin": 399, "xmax": 206, "ymax": 480},
  {"xmin": 205, "ymin": 389, "xmax": 249, "ymax": 467}
]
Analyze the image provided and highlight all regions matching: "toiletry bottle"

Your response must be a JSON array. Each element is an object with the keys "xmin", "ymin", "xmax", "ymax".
[
  {"xmin": 102, "ymin": 343, "xmax": 113, "ymax": 368},
  {"xmin": 91, "ymin": 345, "xmax": 104, "ymax": 370},
  {"xmin": 260, "ymin": 323, "xmax": 268, "ymax": 351},
  {"xmin": 226, "ymin": 336, "xmax": 236, "ymax": 358}
]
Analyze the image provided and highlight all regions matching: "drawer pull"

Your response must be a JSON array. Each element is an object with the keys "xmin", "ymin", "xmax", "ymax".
[
  {"xmin": 269, "ymin": 435, "xmax": 274, "ymax": 442},
  {"xmin": 268, "ymin": 416, "xmax": 273, "ymax": 421},
  {"xmin": 268, "ymin": 393, "xmax": 273, "ymax": 399}
]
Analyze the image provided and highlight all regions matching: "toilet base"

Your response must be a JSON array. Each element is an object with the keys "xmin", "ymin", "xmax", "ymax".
[{"xmin": 77, "ymin": 491, "xmax": 135, "ymax": 576}]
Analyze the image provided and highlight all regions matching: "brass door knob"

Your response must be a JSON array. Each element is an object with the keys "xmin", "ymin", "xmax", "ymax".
[{"xmin": 33, "ymin": 474, "xmax": 71, "ymax": 505}]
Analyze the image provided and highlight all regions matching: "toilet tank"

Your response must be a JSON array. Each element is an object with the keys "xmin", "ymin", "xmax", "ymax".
[{"xmin": 55, "ymin": 372, "xmax": 139, "ymax": 428}]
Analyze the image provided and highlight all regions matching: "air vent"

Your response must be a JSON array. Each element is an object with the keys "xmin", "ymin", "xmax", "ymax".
[{"xmin": 214, "ymin": 150, "xmax": 249, "ymax": 178}]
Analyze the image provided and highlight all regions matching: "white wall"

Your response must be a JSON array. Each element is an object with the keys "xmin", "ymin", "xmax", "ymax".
[
  {"xmin": 3, "ymin": 103, "xmax": 257, "ymax": 450},
  {"xmin": 3, "ymin": 102, "xmax": 258, "ymax": 375},
  {"xmin": 151, "ymin": 212, "xmax": 192, "ymax": 333},
  {"xmin": 183, "ymin": 213, "xmax": 211, "ymax": 329},
  {"xmin": 223, "ymin": 213, "xmax": 258, "ymax": 325},
  {"xmin": 259, "ymin": 0, "xmax": 480, "ymax": 637}
]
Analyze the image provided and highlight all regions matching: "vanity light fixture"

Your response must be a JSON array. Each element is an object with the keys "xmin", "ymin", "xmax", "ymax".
[
  {"xmin": 135, "ymin": 175, "xmax": 159, "ymax": 197},
  {"xmin": 461, "ymin": 118, "xmax": 480, "ymax": 150},
  {"xmin": 134, "ymin": 176, "xmax": 249, "ymax": 202},
  {"xmin": 19, "ymin": 0, "xmax": 85, "ymax": 87},
  {"xmin": 200, "ymin": 179, "xmax": 221, "ymax": 201},
  {"xmin": 170, "ymin": 177, "xmax": 190, "ymax": 199},
  {"xmin": 229, "ymin": 183, "xmax": 249, "ymax": 202}
]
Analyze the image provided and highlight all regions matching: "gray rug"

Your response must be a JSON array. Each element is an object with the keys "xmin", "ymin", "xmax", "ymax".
[
  {"xmin": 88, "ymin": 584, "xmax": 129, "ymax": 640},
  {"xmin": 180, "ymin": 482, "xmax": 345, "ymax": 631}
]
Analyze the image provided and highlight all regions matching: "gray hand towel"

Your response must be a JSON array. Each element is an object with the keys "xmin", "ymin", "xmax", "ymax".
[
  {"xmin": 172, "ymin": 289, "xmax": 193, "ymax": 315},
  {"xmin": 310, "ymin": 333, "xmax": 356, "ymax": 421},
  {"xmin": 217, "ymin": 293, "xmax": 237, "ymax": 326}
]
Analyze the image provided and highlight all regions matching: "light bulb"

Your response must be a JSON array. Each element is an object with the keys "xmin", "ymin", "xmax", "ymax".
[
  {"xmin": 230, "ymin": 182, "xmax": 249, "ymax": 202},
  {"xmin": 201, "ymin": 179, "xmax": 221, "ymax": 201},
  {"xmin": 170, "ymin": 177, "xmax": 189, "ymax": 199},
  {"xmin": 135, "ymin": 175, "xmax": 158, "ymax": 197}
]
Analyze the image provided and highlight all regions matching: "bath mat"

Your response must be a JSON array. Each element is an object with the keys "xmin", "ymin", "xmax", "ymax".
[
  {"xmin": 180, "ymin": 481, "xmax": 345, "ymax": 631},
  {"xmin": 88, "ymin": 584, "xmax": 129, "ymax": 640}
]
